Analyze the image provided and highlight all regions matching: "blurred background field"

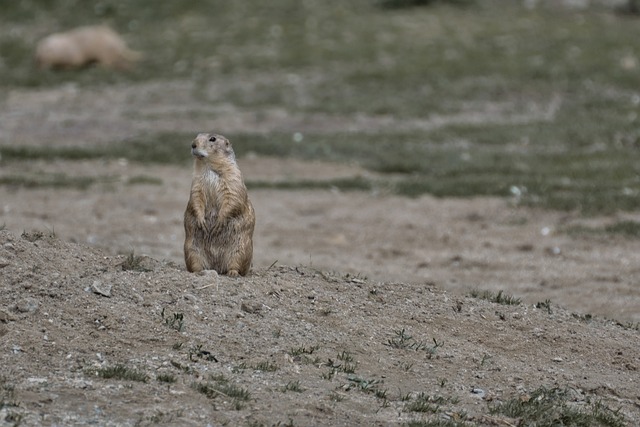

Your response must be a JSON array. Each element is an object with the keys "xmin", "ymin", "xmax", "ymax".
[{"xmin": 1, "ymin": 0, "xmax": 640, "ymax": 213}]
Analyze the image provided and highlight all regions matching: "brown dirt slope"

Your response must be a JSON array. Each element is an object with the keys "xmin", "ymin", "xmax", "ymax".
[{"xmin": 0, "ymin": 229, "xmax": 638, "ymax": 426}]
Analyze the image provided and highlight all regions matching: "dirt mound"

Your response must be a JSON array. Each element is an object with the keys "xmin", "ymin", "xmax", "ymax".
[{"xmin": 0, "ymin": 229, "xmax": 638, "ymax": 426}]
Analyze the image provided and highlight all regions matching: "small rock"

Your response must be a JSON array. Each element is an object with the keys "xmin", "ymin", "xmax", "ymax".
[
  {"xmin": 91, "ymin": 280, "xmax": 112, "ymax": 298},
  {"xmin": 16, "ymin": 297, "xmax": 39, "ymax": 313},
  {"xmin": 471, "ymin": 387, "xmax": 486, "ymax": 398},
  {"xmin": 0, "ymin": 257, "xmax": 9, "ymax": 268},
  {"xmin": 552, "ymin": 357, "xmax": 563, "ymax": 362}
]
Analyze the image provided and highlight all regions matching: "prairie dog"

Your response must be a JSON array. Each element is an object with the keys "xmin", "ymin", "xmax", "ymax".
[
  {"xmin": 35, "ymin": 25, "xmax": 140, "ymax": 70},
  {"xmin": 183, "ymin": 133, "xmax": 255, "ymax": 277}
]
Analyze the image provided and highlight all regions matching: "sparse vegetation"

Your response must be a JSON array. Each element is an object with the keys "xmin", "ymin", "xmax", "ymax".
[
  {"xmin": 536, "ymin": 299, "xmax": 553, "ymax": 314},
  {"xmin": 469, "ymin": 289, "xmax": 521, "ymax": 306},
  {"xmin": 282, "ymin": 380, "xmax": 304, "ymax": 393},
  {"xmin": 95, "ymin": 364, "xmax": 148, "ymax": 383},
  {"xmin": 121, "ymin": 250, "xmax": 151, "ymax": 272},
  {"xmin": 403, "ymin": 392, "xmax": 460, "ymax": 416},
  {"xmin": 192, "ymin": 375, "xmax": 250, "ymax": 410},
  {"xmin": 386, "ymin": 329, "xmax": 444, "ymax": 358},
  {"xmin": 489, "ymin": 387, "xmax": 627, "ymax": 427},
  {"xmin": 20, "ymin": 227, "xmax": 56, "ymax": 242},
  {"xmin": 253, "ymin": 361, "xmax": 278, "ymax": 372},
  {"xmin": 288, "ymin": 345, "xmax": 319, "ymax": 357},
  {"xmin": 157, "ymin": 373, "xmax": 176, "ymax": 384},
  {"xmin": 345, "ymin": 375, "xmax": 385, "ymax": 396},
  {"xmin": 573, "ymin": 313, "xmax": 594, "ymax": 323},
  {"xmin": 161, "ymin": 308, "xmax": 185, "ymax": 332}
]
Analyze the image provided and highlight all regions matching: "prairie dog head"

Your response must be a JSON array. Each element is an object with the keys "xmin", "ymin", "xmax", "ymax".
[{"xmin": 191, "ymin": 133, "xmax": 236, "ymax": 164}]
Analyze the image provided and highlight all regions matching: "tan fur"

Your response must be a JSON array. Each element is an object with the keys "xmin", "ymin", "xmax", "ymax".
[
  {"xmin": 184, "ymin": 133, "xmax": 255, "ymax": 277},
  {"xmin": 35, "ymin": 25, "xmax": 141, "ymax": 70}
]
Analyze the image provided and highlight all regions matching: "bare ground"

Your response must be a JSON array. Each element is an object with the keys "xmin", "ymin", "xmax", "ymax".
[{"xmin": 0, "ymin": 82, "xmax": 639, "ymax": 425}]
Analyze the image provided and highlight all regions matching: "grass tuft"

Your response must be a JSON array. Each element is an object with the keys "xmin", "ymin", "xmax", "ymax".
[
  {"xmin": 536, "ymin": 299, "xmax": 553, "ymax": 315},
  {"xmin": 192, "ymin": 376, "xmax": 250, "ymax": 409},
  {"xmin": 96, "ymin": 364, "xmax": 148, "ymax": 382},
  {"xmin": 470, "ymin": 289, "xmax": 521, "ymax": 306},
  {"xmin": 121, "ymin": 251, "xmax": 151, "ymax": 272},
  {"xmin": 157, "ymin": 373, "xmax": 176, "ymax": 384},
  {"xmin": 253, "ymin": 361, "xmax": 278, "ymax": 372},
  {"xmin": 282, "ymin": 380, "xmax": 304, "ymax": 393},
  {"xmin": 288, "ymin": 345, "xmax": 319, "ymax": 357},
  {"xmin": 386, "ymin": 329, "xmax": 444, "ymax": 357},
  {"xmin": 162, "ymin": 310, "xmax": 185, "ymax": 332}
]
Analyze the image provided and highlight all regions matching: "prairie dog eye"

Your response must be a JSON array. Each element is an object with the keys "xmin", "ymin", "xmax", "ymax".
[{"xmin": 209, "ymin": 136, "xmax": 217, "ymax": 142}]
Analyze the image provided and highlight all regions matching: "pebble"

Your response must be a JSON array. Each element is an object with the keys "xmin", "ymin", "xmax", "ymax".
[
  {"xmin": 471, "ymin": 387, "xmax": 486, "ymax": 398},
  {"xmin": 91, "ymin": 280, "xmax": 112, "ymax": 298},
  {"xmin": 16, "ymin": 297, "xmax": 39, "ymax": 313}
]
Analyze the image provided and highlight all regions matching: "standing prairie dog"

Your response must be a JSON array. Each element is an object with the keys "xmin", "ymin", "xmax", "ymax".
[{"xmin": 184, "ymin": 133, "xmax": 255, "ymax": 276}]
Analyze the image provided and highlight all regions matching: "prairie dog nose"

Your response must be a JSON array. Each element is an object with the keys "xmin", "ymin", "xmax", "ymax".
[{"xmin": 191, "ymin": 142, "xmax": 197, "ymax": 149}]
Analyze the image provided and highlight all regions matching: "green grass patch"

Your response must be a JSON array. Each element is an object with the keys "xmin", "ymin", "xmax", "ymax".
[
  {"xmin": 605, "ymin": 220, "xmax": 640, "ymax": 237},
  {"xmin": 0, "ymin": 134, "xmax": 192, "ymax": 165},
  {"xmin": 2, "ymin": 1, "xmax": 640, "ymax": 214},
  {"xmin": 0, "ymin": 174, "xmax": 105, "ymax": 190},
  {"xmin": 127, "ymin": 175, "xmax": 163, "ymax": 186},
  {"xmin": 247, "ymin": 177, "xmax": 373, "ymax": 192},
  {"xmin": 566, "ymin": 220, "xmax": 640, "ymax": 239},
  {"xmin": 4, "ymin": 127, "xmax": 640, "ymax": 213}
]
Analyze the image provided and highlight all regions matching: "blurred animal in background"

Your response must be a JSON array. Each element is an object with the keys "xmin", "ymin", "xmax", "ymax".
[{"xmin": 35, "ymin": 25, "xmax": 141, "ymax": 70}]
